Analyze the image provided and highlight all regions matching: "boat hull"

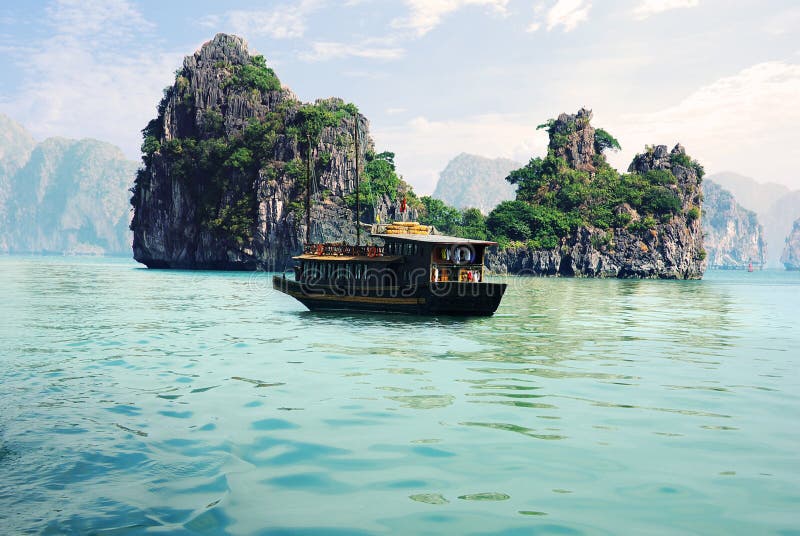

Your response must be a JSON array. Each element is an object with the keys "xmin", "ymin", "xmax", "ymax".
[{"xmin": 272, "ymin": 276, "xmax": 506, "ymax": 316}]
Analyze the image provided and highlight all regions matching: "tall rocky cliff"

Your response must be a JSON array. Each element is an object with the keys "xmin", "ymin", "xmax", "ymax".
[
  {"xmin": 486, "ymin": 109, "xmax": 706, "ymax": 279},
  {"xmin": 706, "ymin": 172, "xmax": 800, "ymax": 267},
  {"xmin": 432, "ymin": 153, "xmax": 519, "ymax": 213},
  {"xmin": 781, "ymin": 219, "xmax": 800, "ymax": 270},
  {"xmin": 702, "ymin": 180, "xmax": 767, "ymax": 268},
  {"xmin": 130, "ymin": 34, "xmax": 398, "ymax": 270},
  {"xmin": 0, "ymin": 114, "xmax": 136, "ymax": 255}
]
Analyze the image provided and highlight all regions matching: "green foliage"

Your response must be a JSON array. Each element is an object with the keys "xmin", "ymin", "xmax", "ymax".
[
  {"xmin": 487, "ymin": 200, "xmax": 580, "ymax": 249},
  {"xmin": 223, "ymin": 55, "xmax": 281, "ymax": 93},
  {"xmin": 284, "ymin": 159, "xmax": 305, "ymax": 183},
  {"xmin": 141, "ymin": 136, "xmax": 160, "ymax": 160},
  {"xmin": 455, "ymin": 208, "xmax": 488, "ymax": 240},
  {"xmin": 317, "ymin": 151, "xmax": 332, "ymax": 170},
  {"xmin": 293, "ymin": 101, "xmax": 356, "ymax": 150},
  {"xmin": 418, "ymin": 196, "xmax": 462, "ymax": 233},
  {"xmin": 344, "ymin": 150, "xmax": 402, "ymax": 209},
  {"xmin": 225, "ymin": 147, "xmax": 253, "ymax": 171},
  {"xmin": 687, "ymin": 206, "xmax": 700, "ymax": 221},
  {"xmin": 207, "ymin": 195, "xmax": 255, "ymax": 246},
  {"xmin": 669, "ymin": 150, "xmax": 705, "ymax": 180},
  {"xmin": 416, "ymin": 200, "xmax": 489, "ymax": 240},
  {"xmin": 627, "ymin": 216, "xmax": 657, "ymax": 232},
  {"xmin": 201, "ymin": 110, "xmax": 226, "ymax": 138},
  {"xmin": 594, "ymin": 128, "xmax": 621, "ymax": 153},
  {"xmin": 492, "ymin": 134, "xmax": 697, "ymax": 249}
]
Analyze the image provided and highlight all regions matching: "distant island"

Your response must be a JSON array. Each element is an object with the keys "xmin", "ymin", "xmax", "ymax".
[
  {"xmin": 0, "ymin": 114, "xmax": 135, "ymax": 256},
  {"xmin": 782, "ymin": 219, "xmax": 800, "ymax": 270},
  {"xmin": 702, "ymin": 180, "xmax": 767, "ymax": 269},
  {"xmin": 433, "ymin": 154, "xmax": 519, "ymax": 214},
  {"xmin": 704, "ymin": 172, "xmax": 800, "ymax": 267}
]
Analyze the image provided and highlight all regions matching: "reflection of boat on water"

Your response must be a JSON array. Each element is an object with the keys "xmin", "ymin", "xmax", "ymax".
[{"xmin": 273, "ymin": 225, "xmax": 506, "ymax": 315}]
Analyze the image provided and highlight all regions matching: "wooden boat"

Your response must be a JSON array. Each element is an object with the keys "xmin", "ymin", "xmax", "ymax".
[
  {"xmin": 271, "ymin": 122, "xmax": 505, "ymax": 315},
  {"xmin": 273, "ymin": 230, "xmax": 506, "ymax": 315}
]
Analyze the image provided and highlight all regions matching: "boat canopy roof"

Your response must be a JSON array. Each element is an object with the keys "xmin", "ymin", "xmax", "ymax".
[
  {"xmin": 372, "ymin": 233, "xmax": 497, "ymax": 246},
  {"xmin": 293, "ymin": 254, "xmax": 404, "ymax": 263}
]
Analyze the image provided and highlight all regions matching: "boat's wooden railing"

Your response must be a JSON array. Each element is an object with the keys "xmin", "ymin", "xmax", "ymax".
[{"xmin": 304, "ymin": 243, "xmax": 384, "ymax": 257}]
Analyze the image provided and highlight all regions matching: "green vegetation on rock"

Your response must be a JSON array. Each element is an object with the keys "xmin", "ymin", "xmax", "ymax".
[
  {"xmin": 221, "ymin": 54, "xmax": 281, "ymax": 93},
  {"xmin": 132, "ymin": 57, "xmax": 362, "ymax": 247}
]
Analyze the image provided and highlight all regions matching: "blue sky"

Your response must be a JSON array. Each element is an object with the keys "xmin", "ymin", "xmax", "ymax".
[{"xmin": 1, "ymin": 0, "xmax": 798, "ymax": 194}]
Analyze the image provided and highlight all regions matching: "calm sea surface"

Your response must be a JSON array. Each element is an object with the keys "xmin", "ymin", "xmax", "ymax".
[{"xmin": 1, "ymin": 255, "xmax": 798, "ymax": 535}]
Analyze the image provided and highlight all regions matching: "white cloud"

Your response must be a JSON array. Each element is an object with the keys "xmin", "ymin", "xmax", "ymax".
[
  {"xmin": 46, "ymin": 0, "xmax": 153, "ymax": 39},
  {"xmin": 546, "ymin": 0, "xmax": 591, "ymax": 31},
  {"xmin": 385, "ymin": 107, "xmax": 407, "ymax": 115},
  {"xmin": 526, "ymin": 22, "xmax": 542, "ymax": 33},
  {"xmin": 199, "ymin": 0, "xmax": 323, "ymax": 40},
  {"xmin": 527, "ymin": 0, "xmax": 591, "ymax": 33},
  {"xmin": 299, "ymin": 40, "xmax": 405, "ymax": 62},
  {"xmin": 0, "ymin": 0, "xmax": 182, "ymax": 160},
  {"xmin": 632, "ymin": 0, "xmax": 699, "ymax": 20},
  {"xmin": 605, "ymin": 61, "xmax": 800, "ymax": 186},
  {"xmin": 391, "ymin": 0, "xmax": 509, "ymax": 37},
  {"xmin": 374, "ymin": 113, "xmax": 548, "ymax": 194}
]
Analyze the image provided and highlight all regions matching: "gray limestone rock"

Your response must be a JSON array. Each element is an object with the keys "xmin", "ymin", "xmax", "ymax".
[
  {"xmin": 781, "ymin": 219, "xmax": 800, "ymax": 270},
  {"xmin": 130, "ymin": 34, "xmax": 391, "ymax": 270}
]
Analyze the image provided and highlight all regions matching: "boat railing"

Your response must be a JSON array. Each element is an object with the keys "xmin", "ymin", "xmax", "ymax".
[
  {"xmin": 431, "ymin": 263, "xmax": 484, "ymax": 283},
  {"xmin": 304, "ymin": 243, "xmax": 384, "ymax": 257}
]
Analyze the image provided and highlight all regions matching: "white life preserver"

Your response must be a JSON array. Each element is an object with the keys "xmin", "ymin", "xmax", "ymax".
[{"xmin": 452, "ymin": 245, "xmax": 473, "ymax": 265}]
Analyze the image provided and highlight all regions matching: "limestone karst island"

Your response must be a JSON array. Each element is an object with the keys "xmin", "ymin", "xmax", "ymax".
[
  {"xmin": 3, "ymin": 3, "xmax": 800, "ymax": 534},
  {"xmin": 131, "ymin": 34, "xmax": 705, "ymax": 280}
]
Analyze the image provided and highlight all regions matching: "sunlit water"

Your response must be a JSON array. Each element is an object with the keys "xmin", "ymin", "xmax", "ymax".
[{"xmin": 1, "ymin": 255, "xmax": 799, "ymax": 535}]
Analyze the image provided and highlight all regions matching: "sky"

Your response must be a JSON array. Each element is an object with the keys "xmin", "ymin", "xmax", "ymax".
[{"xmin": 0, "ymin": 0, "xmax": 798, "ymax": 195}]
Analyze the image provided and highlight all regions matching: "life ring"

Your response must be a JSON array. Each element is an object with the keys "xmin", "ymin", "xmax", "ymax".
[
  {"xmin": 453, "ymin": 245, "xmax": 474, "ymax": 265},
  {"xmin": 367, "ymin": 246, "xmax": 378, "ymax": 257},
  {"xmin": 315, "ymin": 244, "xmax": 324, "ymax": 256}
]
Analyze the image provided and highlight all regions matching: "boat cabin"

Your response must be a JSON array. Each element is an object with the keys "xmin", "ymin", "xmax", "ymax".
[{"xmin": 292, "ymin": 233, "xmax": 496, "ymax": 288}]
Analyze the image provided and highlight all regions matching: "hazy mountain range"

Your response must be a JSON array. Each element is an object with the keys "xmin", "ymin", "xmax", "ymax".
[
  {"xmin": 432, "ymin": 153, "xmax": 519, "ymax": 213},
  {"xmin": 0, "ymin": 114, "xmax": 136, "ymax": 255},
  {"xmin": 705, "ymin": 172, "xmax": 800, "ymax": 267}
]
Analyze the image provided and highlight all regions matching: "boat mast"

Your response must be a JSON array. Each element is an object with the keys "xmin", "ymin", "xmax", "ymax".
[
  {"xmin": 355, "ymin": 118, "xmax": 361, "ymax": 247},
  {"xmin": 305, "ymin": 133, "xmax": 311, "ymax": 245}
]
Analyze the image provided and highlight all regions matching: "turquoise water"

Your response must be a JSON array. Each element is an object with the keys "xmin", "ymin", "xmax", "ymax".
[{"xmin": 1, "ymin": 256, "xmax": 799, "ymax": 535}]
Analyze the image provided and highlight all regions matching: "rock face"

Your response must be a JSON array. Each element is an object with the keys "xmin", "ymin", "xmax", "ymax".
[
  {"xmin": 702, "ymin": 180, "xmax": 767, "ymax": 268},
  {"xmin": 549, "ymin": 108, "xmax": 596, "ymax": 172},
  {"xmin": 0, "ymin": 114, "xmax": 136, "ymax": 255},
  {"xmin": 130, "ymin": 34, "xmax": 392, "ymax": 270},
  {"xmin": 433, "ymin": 153, "xmax": 519, "ymax": 213},
  {"xmin": 486, "ymin": 114, "xmax": 706, "ymax": 279},
  {"xmin": 781, "ymin": 219, "xmax": 800, "ymax": 270},
  {"xmin": 707, "ymin": 172, "xmax": 800, "ymax": 267}
]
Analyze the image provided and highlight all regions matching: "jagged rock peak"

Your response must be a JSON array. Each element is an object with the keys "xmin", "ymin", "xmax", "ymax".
[
  {"xmin": 548, "ymin": 107, "xmax": 596, "ymax": 172},
  {"xmin": 186, "ymin": 33, "xmax": 250, "ymax": 68},
  {"xmin": 628, "ymin": 143, "xmax": 686, "ymax": 173}
]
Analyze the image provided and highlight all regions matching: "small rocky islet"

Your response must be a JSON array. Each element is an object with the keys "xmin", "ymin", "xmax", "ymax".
[
  {"xmin": 781, "ymin": 219, "xmax": 800, "ymax": 270},
  {"xmin": 129, "ymin": 33, "xmax": 710, "ymax": 278}
]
